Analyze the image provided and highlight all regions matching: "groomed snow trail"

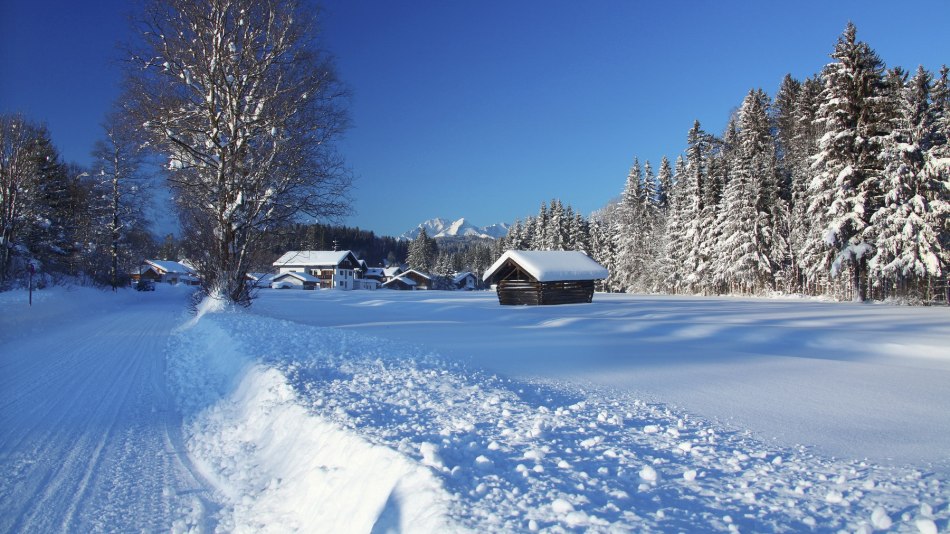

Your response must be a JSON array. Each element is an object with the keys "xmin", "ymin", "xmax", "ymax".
[{"xmin": 0, "ymin": 287, "xmax": 215, "ymax": 533}]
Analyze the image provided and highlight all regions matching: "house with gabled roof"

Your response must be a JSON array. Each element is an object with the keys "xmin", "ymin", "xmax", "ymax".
[
  {"xmin": 381, "ymin": 275, "xmax": 416, "ymax": 290},
  {"xmin": 482, "ymin": 250, "xmax": 608, "ymax": 305},
  {"xmin": 273, "ymin": 250, "xmax": 361, "ymax": 290},
  {"xmin": 270, "ymin": 271, "xmax": 319, "ymax": 290},
  {"xmin": 398, "ymin": 269, "xmax": 432, "ymax": 290},
  {"xmin": 134, "ymin": 259, "xmax": 199, "ymax": 285},
  {"xmin": 453, "ymin": 271, "xmax": 478, "ymax": 291}
]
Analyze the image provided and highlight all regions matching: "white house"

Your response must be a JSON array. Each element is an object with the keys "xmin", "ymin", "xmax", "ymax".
[
  {"xmin": 270, "ymin": 271, "xmax": 319, "ymax": 290},
  {"xmin": 272, "ymin": 250, "xmax": 362, "ymax": 290}
]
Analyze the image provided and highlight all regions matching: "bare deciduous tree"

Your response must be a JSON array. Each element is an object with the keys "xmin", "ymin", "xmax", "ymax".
[
  {"xmin": 91, "ymin": 111, "xmax": 151, "ymax": 291},
  {"xmin": 126, "ymin": 0, "xmax": 350, "ymax": 304},
  {"xmin": 0, "ymin": 114, "xmax": 41, "ymax": 286}
]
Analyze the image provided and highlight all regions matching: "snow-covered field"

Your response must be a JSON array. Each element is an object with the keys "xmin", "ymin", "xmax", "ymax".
[{"xmin": 2, "ymin": 286, "xmax": 949, "ymax": 532}]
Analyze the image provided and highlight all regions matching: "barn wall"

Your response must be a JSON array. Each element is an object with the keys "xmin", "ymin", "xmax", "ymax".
[{"xmin": 496, "ymin": 279, "xmax": 595, "ymax": 305}]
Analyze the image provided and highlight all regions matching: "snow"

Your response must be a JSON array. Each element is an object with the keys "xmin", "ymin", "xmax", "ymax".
[
  {"xmin": 0, "ymin": 286, "xmax": 214, "ymax": 532},
  {"xmin": 399, "ymin": 217, "xmax": 510, "ymax": 241},
  {"xmin": 272, "ymin": 271, "xmax": 319, "ymax": 283},
  {"xmin": 2, "ymin": 287, "xmax": 949, "ymax": 531},
  {"xmin": 272, "ymin": 250, "xmax": 355, "ymax": 267},
  {"xmin": 146, "ymin": 259, "xmax": 196, "ymax": 274},
  {"xmin": 483, "ymin": 250, "xmax": 609, "ymax": 282}
]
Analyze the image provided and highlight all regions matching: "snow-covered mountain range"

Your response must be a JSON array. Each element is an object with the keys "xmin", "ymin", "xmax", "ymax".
[{"xmin": 398, "ymin": 218, "xmax": 510, "ymax": 241}]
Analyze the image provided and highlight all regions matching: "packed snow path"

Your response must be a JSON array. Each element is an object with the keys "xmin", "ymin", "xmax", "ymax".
[{"xmin": 0, "ymin": 288, "xmax": 214, "ymax": 533}]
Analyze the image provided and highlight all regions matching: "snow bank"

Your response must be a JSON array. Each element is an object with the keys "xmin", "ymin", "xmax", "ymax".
[
  {"xmin": 166, "ymin": 303, "xmax": 950, "ymax": 532},
  {"xmin": 166, "ymin": 310, "xmax": 457, "ymax": 532}
]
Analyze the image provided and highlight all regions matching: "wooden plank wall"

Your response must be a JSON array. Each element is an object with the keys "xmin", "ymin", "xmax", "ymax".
[{"xmin": 497, "ymin": 279, "xmax": 594, "ymax": 305}]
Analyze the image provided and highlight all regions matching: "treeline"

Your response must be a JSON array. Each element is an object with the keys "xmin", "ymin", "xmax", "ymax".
[
  {"xmin": 255, "ymin": 222, "xmax": 409, "ymax": 269},
  {"xmin": 0, "ymin": 114, "xmax": 156, "ymax": 289},
  {"xmin": 404, "ymin": 226, "xmax": 496, "ymax": 286},
  {"xmin": 500, "ymin": 24, "xmax": 949, "ymax": 303}
]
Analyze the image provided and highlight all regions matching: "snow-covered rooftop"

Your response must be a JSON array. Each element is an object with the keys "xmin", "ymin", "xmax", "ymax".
[
  {"xmin": 482, "ymin": 250, "xmax": 608, "ymax": 283},
  {"xmin": 453, "ymin": 271, "xmax": 475, "ymax": 284},
  {"xmin": 401, "ymin": 269, "xmax": 431, "ymax": 280},
  {"xmin": 145, "ymin": 259, "xmax": 195, "ymax": 275},
  {"xmin": 273, "ymin": 250, "xmax": 357, "ymax": 267},
  {"xmin": 273, "ymin": 271, "xmax": 320, "ymax": 283},
  {"xmin": 383, "ymin": 276, "xmax": 417, "ymax": 287}
]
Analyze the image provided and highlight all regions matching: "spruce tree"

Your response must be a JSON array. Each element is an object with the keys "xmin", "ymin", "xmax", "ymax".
[
  {"xmin": 656, "ymin": 156, "xmax": 674, "ymax": 212},
  {"xmin": 805, "ymin": 23, "xmax": 889, "ymax": 301},
  {"xmin": 787, "ymin": 76, "xmax": 824, "ymax": 293},
  {"xmin": 869, "ymin": 66, "xmax": 947, "ymax": 299},
  {"xmin": 407, "ymin": 226, "xmax": 436, "ymax": 273},
  {"xmin": 715, "ymin": 89, "xmax": 780, "ymax": 294}
]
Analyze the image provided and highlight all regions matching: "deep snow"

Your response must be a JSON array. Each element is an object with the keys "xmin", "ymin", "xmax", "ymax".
[
  {"xmin": 250, "ymin": 290, "xmax": 950, "ymax": 467},
  {"xmin": 2, "ymin": 286, "xmax": 949, "ymax": 532}
]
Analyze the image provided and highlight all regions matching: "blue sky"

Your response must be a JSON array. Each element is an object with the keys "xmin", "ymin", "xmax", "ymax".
[{"xmin": 2, "ymin": 1, "xmax": 949, "ymax": 238}]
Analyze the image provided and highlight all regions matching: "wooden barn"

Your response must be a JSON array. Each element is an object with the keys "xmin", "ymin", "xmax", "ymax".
[{"xmin": 482, "ymin": 250, "xmax": 608, "ymax": 305}]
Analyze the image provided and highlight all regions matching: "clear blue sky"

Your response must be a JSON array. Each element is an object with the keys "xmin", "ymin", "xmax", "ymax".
[{"xmin": 2, "ymin": 1, "xmax": 949, "ymax": 238}]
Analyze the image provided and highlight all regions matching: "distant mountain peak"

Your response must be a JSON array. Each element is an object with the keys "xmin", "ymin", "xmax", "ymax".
[{"xmin": 398, "ymin": 217, "xmax": 510, "ymax": 241}]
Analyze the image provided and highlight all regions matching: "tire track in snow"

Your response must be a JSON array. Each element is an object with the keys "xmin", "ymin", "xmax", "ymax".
[{"xmin": 0, "ymin": 290, "xmax": 217, "ymax": 533}]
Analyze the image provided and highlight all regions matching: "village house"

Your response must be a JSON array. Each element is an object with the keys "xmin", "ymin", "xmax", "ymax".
[
  {"xmin": 364, "ymin": 266, "xmax": 404, "ymax": 284},
  {"xmin": 270, "ymin": 271, "xmax": 319, "ymax": 290},
  {"xmin": 395, "ymin": 269, "xmax": 432, "ymax": 290},
  {"xmin": 381, "ymin": 275, "xmax": 416, "ymax": 290},
  {"xmin": 453, "ymin": 271, "xmax": 478, "ymax": 291},
  {"xmin": 272, "ymin": 250, "xmax": 362, "ymax": 290},
  {"xmin": 482, "ymin": 250, "xmax": 608, "ymax": 305},
  {"xmin": 246, "ymin": 272, "xmax": 276, "ymax": 288},
  {"xmin": 133, "ymin": 259, "xmax": 199, "ymax": 285}
]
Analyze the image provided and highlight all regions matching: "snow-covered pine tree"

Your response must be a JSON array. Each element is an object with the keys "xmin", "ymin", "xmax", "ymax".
[
  {"xmin": 615, "ymin": 158, "xmax": 649, "ymax": 292},
  {"xmin": 407, "ymin": 226, "xmax": 436, "ymax": 273},
  {"xmin": 534, "ymin": 202, "xmax": 549, "ymax": 250},
  {"xmin": 642, "ymin": 160, "xmax": 657, "ymax": 207},
  {"xmin": 570, "ymin": 212, "xmax": 590, "ymax": 252},
  {"xmin": 786, "ymin": 76, "xmax": 824, "ymax": 293},
  {"xmin": 589, "ymin": 216, "xmax": 618, "ymax": 292},
  {"xmin": 928, "ymin": 66, "xmax": 950, "ymax": 300},
  {"xmin": 639, "ymin": 160, "xmax": 662, "ymax": 290},
  {"xmin": 26, "ymin": 128, "xmax": 81, "ymax": 277},
  {"xmin": 659, "ymin": 155, "xmax": 692, "ymax": 293},
  {"xmin": 547, "ymin": 199, "xmax": 566, "ymax": 251},
  {"xmin": 868, "ymin": 66, "xmax": 947, "ymax": 300},
  {"xmin": 715, "ymin": 89, "xmax": 780, "ymax": 294},
  {"xmin": 805, "ymin": 23, "xmax": 889, "ymax": 301},
  {"xmin": 656, "ymin": 156, "xmax": 674, "ymax": 212},
  {"xmin": 684, "ymin": 121, "xmax": 714, "ymax": 293}
]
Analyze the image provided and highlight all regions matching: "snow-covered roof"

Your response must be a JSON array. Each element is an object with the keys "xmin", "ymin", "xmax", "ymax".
[
  {"xmin": 453, "ymin": 271, "xmax": 475, "ymax": 284},
  {"xmin": 273, "ymin": 250, "xmax": 358, "ymax": 267},
  {"xmin": 383, "ymin": 267, "xmax": 403, "ymax": 277},
  {"xmin": 482, "ymin": 250, "xmax": 609, "ymax": 283},
  {"xmin": 400, "ymin": 269, "xmax": 431, "ymax": 280},
  {"xmin": 247, "ymin": 272, "xmax": 276, "ymax": 283},
  {"xmin": 383, "ymin": 276, "xmax": 417, "ymax": 288},
  {"xmin": 145, "ymin": 260, "xmax": 195, "ymax": 275},
  {"xmin": 273, "ymin": 271, "xmax": 320, "ymax": 283}
]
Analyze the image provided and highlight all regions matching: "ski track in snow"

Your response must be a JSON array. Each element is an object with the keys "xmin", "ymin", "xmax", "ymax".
[{"xmin": 0, "ymin": 287, "xmax": 215, "ymax": 533}]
